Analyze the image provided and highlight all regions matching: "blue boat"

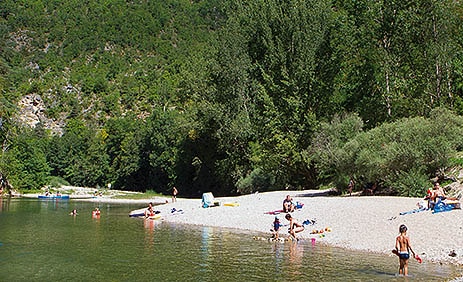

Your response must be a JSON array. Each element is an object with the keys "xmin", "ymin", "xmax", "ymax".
[{"xmin": 38, "ymin": 195, "xmax": 70, "ymax": 200}]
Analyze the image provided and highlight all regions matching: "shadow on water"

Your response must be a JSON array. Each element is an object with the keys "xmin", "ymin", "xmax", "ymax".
[{"xmin": 0, "ymin": 198, "xmax": 461, "ymax": 281}]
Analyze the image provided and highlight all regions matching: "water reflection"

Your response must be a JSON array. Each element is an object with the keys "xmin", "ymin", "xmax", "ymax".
[
  {"xmin": 0, "ymin": 199, "xmax": 460, "ymax": 282},
  {"xmin": 143, "ymin": 218, "xmax": 156, "ymax": 251},
  {"xmin": 200, "ymin": 226, "xmax": 213, "ymax": 274},
  {"xmin": 288, "ymin": 241, "xmax": 304, "ymax": 276},
  {"xmin": 271, "ymin": 241, "xmax": 284, "ymax": 275}
]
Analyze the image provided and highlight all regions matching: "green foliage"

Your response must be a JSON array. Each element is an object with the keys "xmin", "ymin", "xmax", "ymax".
[
  {"xmin": 46, "ymin": 119, "xmax": 110, "ymax": 188},
  {"xmin": 448, "ymin": 154, "xmax": 463, "ymax": 167},
  {"xmin": 236, "ymin": 168, "xmax": 275, "ymax": 194},
  {"xmin": 1, "ymin": 129, "xmax": 51, "ymax": 190},
  {"xmin": 312, "ymin": 108, "xmax": 463, "ymax": 195},
  {"xmin": 311, "ymin": 113, "xmax": 364, "ymax": 186},
  {"xmin": 47, "ymin": 176, "xmax": 70, "ymax": 188},
  {"xmin": 112, "ymin": 190, "xmax": 164, "ymax": 200},
  {"xmin": 145, "ymin": 108, "xmax": 190, "ymax": 193},
  {"xmin": 2, "ymin": 0, "xmax": 463, "ymax": 196},
  {"xmin": 104, "ymin": 116, "xmax": 144, "ymax": 191},
  {"xmin": 384, "ymin": 167, "xmax": 430, "ymax": 197}
]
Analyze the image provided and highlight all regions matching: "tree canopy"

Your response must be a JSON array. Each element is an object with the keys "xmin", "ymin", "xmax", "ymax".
[{"xmin": 1, "ymin": 0, "xmax": 463, "ymax": 197}]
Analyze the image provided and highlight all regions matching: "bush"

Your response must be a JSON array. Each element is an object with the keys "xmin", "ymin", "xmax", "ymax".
[
  {"xmin": 236, "ymin": 168, "xmax": 275, "ymax": 194},
  {"xmin": 311, "ymin": 108, "xmax": 463, "ymax": 194},
  {"xmin": 384, "ymin": 167, "xmax": 430, "ymax": 197},
  {"xmin": 47, "ymin": 176, "xmax": 70, "ymax": 188}
]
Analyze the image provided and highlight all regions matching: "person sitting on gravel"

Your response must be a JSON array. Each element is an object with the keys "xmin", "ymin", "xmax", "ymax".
[
  {"xmin": 430, "ymin": 182, "xmax": 458, "ymax": 206},
  {"xmin": 282, "ymin": 195, "xmax": 295, "ymax": 213},
  {"xmin": 434, "ymin": 182, "xmax": 446, "ymax": 201}
]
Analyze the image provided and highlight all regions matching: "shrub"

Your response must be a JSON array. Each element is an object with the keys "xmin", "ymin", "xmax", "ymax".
[
  {"xmin": 311, "ymin": 108, "xmax": 463, "ymax": 194},
  {"xmin": 236, "ymin": 168, "xmax": 275, "ymax": 194},
  {"xmin": 384, "ymin": 167, "xmax": 430, "ymax": 197},
  {"xmin": 47, "ymin": 176, "xmax": 70, "ymax": 188}
]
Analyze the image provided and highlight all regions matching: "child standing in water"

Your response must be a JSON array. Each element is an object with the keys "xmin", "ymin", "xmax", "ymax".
[
  {"xmin": 272, "ymin": 217, "xmax": 282, "ymax": 239},
  {"xmin": 395, "ymin": 224, "xmax": 416, "ymax": 276}
]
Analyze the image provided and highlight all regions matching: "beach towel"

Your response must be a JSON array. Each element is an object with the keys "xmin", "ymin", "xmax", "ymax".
[
  {"xmin": 432, "ymin": 202, "xmax": 454, "ymax": 214},
  {"xmin": 264, "ymin": 202, "xmax": 304, "ymax": 215},
  {"xmin": 264, "ymin": 209, "xmax": 284, "ymax": 215},
  {"xmin": 399, "ymin": 207, "xmax": 427, "ymax": 215}
]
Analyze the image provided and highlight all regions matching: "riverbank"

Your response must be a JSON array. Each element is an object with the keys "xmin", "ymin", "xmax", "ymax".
[
  {"xmin": 126, "ymin": 190, "xmax": 463, "ymax": 267},
  {"xmin": 23, "ymin": 187, "xmax": 463, "ymax": 266}
]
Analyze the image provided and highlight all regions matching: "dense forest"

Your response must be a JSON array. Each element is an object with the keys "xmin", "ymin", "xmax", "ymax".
[{"xmin": 1, "ymin": 0, "xmax": 463, "ymax": 197}]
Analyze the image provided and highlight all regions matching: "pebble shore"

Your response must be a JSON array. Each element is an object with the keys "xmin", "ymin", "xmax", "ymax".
[
  {"xmin": 146, "ymin": 190, "xmax": 463, "ymax": 267},
  {"xmin": 68, "ymin": 187, "xmax": 462, "ymax": 267}
]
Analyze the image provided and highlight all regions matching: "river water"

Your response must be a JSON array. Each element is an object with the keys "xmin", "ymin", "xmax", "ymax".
[{"xmin": 0, "ymin": 198, "xmax": 461, "ymax": 281}]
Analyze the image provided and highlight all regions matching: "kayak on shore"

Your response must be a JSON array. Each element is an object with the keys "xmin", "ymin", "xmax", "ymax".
[{"xmin": 38, "ymin": 195, "xmax": 70, "ymax": 200}]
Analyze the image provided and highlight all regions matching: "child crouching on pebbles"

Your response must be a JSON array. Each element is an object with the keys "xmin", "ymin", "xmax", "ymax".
[{"xmin": 285, "ymin": 213, "xmax": 304, "ymax": 240}]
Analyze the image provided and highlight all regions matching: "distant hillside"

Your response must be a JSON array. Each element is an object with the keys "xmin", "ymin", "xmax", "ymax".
[
  {"xmin": 2, "ymin": 0, "xmax": 223, "ymax": 133},
  {"xmin": 2, "ymin": 0, "xmax": 463, "ymax": 198}
]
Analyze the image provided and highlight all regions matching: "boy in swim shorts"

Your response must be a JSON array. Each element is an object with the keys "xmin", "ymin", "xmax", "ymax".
[{"xmin": 395, "ymin": 224, "xmax": 416, "ymax": 276}]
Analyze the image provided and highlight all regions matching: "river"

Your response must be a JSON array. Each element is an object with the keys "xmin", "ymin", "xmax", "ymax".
[{"xmin": 0, "ymin": 198, "xmax": 460, "ymax": 281}]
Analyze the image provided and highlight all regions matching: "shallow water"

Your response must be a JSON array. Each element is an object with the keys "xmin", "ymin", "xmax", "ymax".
[{"xmin": 0, "ymin": 198, "xmax": 461, "ymax": 281}]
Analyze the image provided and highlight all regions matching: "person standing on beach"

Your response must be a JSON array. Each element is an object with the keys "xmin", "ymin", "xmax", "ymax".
[
  {"xmin": 172, "ymin": 186, "xmax": 178, "ymax": 203},
  {"xmin": 347, "ymin": 177, "xmax": 355, "ymax": 196},
  {"xmin": 285, "ymin": 213, "xmax": 304, "ymax": 240},
  {"xmin": 395, "ymin": 224, "xmax": 416, "ymax": 276}
]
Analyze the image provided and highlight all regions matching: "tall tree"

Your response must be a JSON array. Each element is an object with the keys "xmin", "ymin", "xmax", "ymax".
[{"xmin": 219, "ymin": 0, "xmax": 332, "ymax": 189}]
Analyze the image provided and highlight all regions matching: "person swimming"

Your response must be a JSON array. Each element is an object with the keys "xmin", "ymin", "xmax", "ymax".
[{"xmin": 92, "ymin": 207, "xmax": 101, "ymax": 217}]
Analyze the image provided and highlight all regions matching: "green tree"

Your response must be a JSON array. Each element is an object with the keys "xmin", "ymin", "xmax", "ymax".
[
  {"xmin": 217, "ymin": 0, "xmax": 333, "ymax": 190},
  {"xmin": 2, "ymin": 129, "xmax": 51, "ymax": 190},
  {"xmin": 104, "ymin": 116, "xmax": 145, "ymax": 191},
  {"xmin": 312, "ymin": 108, "xmax": 463, "ymax": 196}
]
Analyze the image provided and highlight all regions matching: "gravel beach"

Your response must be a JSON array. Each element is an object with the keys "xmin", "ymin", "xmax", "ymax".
[
  {"xmin": 126, "ymin": 190, "xmax": 463, "ymax": 267},
  {"xmin": 58, "ymin": 186, "xmax": 462, "ymax": 266}
]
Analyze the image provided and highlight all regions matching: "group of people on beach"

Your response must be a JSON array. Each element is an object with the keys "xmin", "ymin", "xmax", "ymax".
[
  {"xmin": 271, "ymin": 195, "xmax": 305, "ymax": 240},
  {"xmin": 276, "ymin": 193, "xmax": 421, "ymax": 276},
  {"xmin": 271, "ymin": 213, "xmax": 304, "ymax": 241},
  {"xmin": 424, "ymin": 182, "xmax": 457, "ymax": 209},
  {"xmin": 142, "ymin": 187, "xmax": 179, "ymax": 218}
]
